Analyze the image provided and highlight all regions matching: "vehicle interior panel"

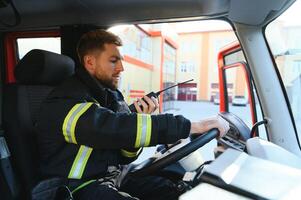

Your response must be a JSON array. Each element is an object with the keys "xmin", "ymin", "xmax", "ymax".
[
  {"xmin": 0, "ymin": 0, "xmax": 301, "ymax": 199},
  {"xmin": 199, "ymin": 148, "xmax": 301, "ymax": 200}
]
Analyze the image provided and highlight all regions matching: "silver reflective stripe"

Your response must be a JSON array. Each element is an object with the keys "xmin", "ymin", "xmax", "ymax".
[
  {"xmin": 68, "ymin": 145, "xmax": 93, "ymax": 179},
  {"xmin": 139, "ymin": 115, "xmax": 148, "ymax": 146}
]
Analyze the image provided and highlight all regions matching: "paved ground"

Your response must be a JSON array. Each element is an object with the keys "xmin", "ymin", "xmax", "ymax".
[
  {"xmin": 134, "ymin": 100, "xmax": 252, "ymax": 163},
  {"xmin": 168, "ymin": 100, "xmax": 252, "ymax": 125}
]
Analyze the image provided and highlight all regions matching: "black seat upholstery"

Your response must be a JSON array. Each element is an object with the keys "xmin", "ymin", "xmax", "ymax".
[{"xmin": 3, "ymin": 49, "xmax": 75, "ymax": 199}]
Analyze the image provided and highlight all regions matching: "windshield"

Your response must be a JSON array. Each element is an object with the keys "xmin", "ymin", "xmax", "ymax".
[
  {"xmin": 265, "ymin": 1, "xmax": 301, "ymax": 145},
  {"xmin": 109, "ymin": 20, "xmax": 237, "ymax": 162}
]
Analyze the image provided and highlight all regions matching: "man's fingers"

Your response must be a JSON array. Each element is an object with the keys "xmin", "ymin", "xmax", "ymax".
[
  {"xmin": 190, "ymin": 115, "xmax": 230, "ymax": 138},
  {"xmin": 133, "ymin": 101, "xmax": 143, "ymax": 113},
  {"xmin": 152, "ymin": 97, "xmax": 159, "ymax": 110},
  {"xmin": 143, "ymin": 96, "xmax": 155, "ymax": 113},
  {"xmin": 219, "ymin": 127, "xmax": 226, "ymax": 137},
  {"xmin": 134, "ymin": 96, "xmax": 159, "ymax": 114},
  {"xmin": 137, "ymin": 98, "xmax": 148, "ymax": 113},
  {"xmin": 216, "ymin": 116, "xmax": 229, "ymax": 138}
]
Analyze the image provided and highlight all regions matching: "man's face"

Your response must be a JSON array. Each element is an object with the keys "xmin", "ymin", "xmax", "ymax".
[{"xmin": 84, "ymin": 43, "xmax": 124, "ymax": 90}]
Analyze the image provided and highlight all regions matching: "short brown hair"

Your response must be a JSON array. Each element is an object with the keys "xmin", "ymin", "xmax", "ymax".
[{"xmin": 77, "ymin": 29, "xmax": 122, "ymax": 65}]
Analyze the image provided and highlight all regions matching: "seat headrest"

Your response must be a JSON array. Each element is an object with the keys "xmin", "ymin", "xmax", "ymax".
[{"xmin": 15, "ymin": 49, "xmax": 75, "ymax": 85}]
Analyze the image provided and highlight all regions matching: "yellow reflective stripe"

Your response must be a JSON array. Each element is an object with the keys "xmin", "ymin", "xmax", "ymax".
[
  {"xmin": 68, "ymin": 145, "xmax": 93, "ymax": 179},
  {"xmin": 72, "ymin": 179, "xmax": 96, "ymax": 194},
  {"xmin": 121, "ymin": 148, "xmax": 142, "ymax": 158},
  {"xmin": 145, "ymin": 115, "xmax": 152, "ymax": 146},
  {"xmin": 62, "ymin": 103, "xmax": 93, "ymax": 144},
  {"xmin": 135, "ymin": 114, "xmax": 152, "ymax": 148},
  {"xmin": 70, "ymin": 103, "xmax": 93, "ymax": 143},
  {"xmin": 62, "ymin": 104, "xmax": 81, "ymax": 143}
]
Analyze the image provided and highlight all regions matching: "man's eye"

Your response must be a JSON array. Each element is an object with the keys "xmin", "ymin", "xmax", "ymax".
[{"xmin": 110, "ymin": 60, "xmax": 118, "ymax": 63}]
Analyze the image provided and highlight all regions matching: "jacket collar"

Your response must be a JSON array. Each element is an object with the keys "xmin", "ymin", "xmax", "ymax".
[
  {"xmin": 75, "ymin": 66, "xmax": 109, "ymax": 106},
  {"xmin": 75, "ymin": 67, "xmax": 125, "ymax": 111}
]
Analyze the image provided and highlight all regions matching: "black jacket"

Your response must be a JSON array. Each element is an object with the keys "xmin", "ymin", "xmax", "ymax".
[{"xmin": 36, "ymin": 67, "xmax": 191, "ymax": 180}]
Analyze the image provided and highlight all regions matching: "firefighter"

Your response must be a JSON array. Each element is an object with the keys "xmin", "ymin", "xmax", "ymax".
[{"xmin": 36, "ymin": 29, "xmax": 229, "ymax": 200}]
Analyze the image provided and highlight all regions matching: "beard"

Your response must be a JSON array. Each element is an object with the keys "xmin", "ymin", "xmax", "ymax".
[{"xmin": 95, "ymin": 74, "xmax": 118, "ymax": 90}]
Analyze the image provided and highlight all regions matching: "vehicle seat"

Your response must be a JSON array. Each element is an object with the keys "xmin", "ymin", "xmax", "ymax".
[{"xmin": 3, "ymin": 49, "xmax": 75, "ymax": 199}]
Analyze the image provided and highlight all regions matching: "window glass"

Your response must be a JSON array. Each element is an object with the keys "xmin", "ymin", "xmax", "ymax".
[
  {"xmin": 265, "ymin": 1, "xmax": 301, "ymax": 144},
  {"xmin": 224, "ymin": 66, "xmax": 252, "ymax": 126},
  {"xmin": 109, "ymin": 21, "xmax": 237, "ymax": 161},
  {"xmin": 17, "ymin": 37, "xmax": 61, "ymax": 59},
  {"xmin": 109, "ymin": 22, "xmax": 237, "ymax": 119},
  {"xmin": 110, "ymin": 25, "xmax": 152, "ymax": 64},
  {"xmin": 252, "ymin": 84, "xmax": 268, "ymax": 140},
  {"xmin": 223, "ymin": 50, "xmax": 267, "ymax": 138},
  {"xmin": 224, "ymin": 50, "xmax": 246, "ymax": 66}
]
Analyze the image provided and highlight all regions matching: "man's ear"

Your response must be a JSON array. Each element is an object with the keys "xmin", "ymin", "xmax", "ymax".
[{"xmin": 83, "ymin": 55, "xmax": 96, "ymax": 75}]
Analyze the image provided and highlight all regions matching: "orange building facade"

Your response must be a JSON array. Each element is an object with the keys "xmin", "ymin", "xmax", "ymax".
[{"xmin": 110, "ymin": 22, "xmax": 246, "ymax": 111}]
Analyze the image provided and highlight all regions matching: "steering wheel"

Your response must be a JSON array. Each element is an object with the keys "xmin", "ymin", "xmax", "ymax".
[
  {"xmin": 217, "ymin": 112, "xmax": 251, "ymax": 152},
  {"xmin": 129, "ymin": 128, "xmax": 219, "ymax": 177}
]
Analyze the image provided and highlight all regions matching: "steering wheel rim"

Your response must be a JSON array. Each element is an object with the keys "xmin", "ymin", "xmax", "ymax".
[{"xmin": 130, "ymin": 128, "xmax": 219, "ymax": 177}]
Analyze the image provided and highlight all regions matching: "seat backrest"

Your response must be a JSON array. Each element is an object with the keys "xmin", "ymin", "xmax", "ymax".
[{"xmin": 3, "ymin": 49, "xmax": 75, "ymax": 199}]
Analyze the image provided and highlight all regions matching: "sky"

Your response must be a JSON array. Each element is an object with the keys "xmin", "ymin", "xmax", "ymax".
[{"xmin": 278, "ymin": 0, "xmax": 301, "ymax": 26}]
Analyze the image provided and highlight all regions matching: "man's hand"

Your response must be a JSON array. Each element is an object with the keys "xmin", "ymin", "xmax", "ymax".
[
  {"xmin": 190, "ymin": 115, "xmax": 230, "ymax": 138},
  {"xmin": 133, "ymin": 96, "xmax": 159, "ymax": 114}
]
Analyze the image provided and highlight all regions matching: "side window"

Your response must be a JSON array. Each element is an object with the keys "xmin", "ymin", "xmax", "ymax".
[
  {"xmin": 252, "ymin": 84, "xmax": 268, "ymax": 140},
  {"xmin": 265, "ymin": 1, "xmax": 301, "ymax": 146},
  {"xmin": 5, "ymin": 32, "xmax": 61, "ymax": 83},
  {"xmin": 223, "ymin": 51, "xmax": 268, "ymax": 139},
  {"xmin": 17, "ymin": 37, "xmax": 61, "ymax": 59},
  {"xmin": 224, "ymin": 65, "xmax": 252, "ymax": 126}
]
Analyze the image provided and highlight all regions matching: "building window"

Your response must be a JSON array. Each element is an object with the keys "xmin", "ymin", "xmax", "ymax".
[
  {"xmin": 211, "ymin": 83, "xmax": 219, "ymax": 89},
  {"xmin": 180, "ymin": 61, "xmax": 195, "ymax": 73},
  {"xmin": 114, "ymin": 26, "xmax": 152, "ymax": 64},
  {"xmin": 163, "ymin": 43, "xmax": 177, "ymax": 111}
]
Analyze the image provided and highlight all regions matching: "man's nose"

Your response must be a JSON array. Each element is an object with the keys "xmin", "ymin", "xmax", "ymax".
[{"xmin": 115, "ymin": 61, "xmax": 124, "ymax": 72}]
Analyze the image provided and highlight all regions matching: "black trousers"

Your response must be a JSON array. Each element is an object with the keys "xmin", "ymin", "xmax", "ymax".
[{"xmin": 73, "ymin": 175, "xmax": 182, "ymax": 200}]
